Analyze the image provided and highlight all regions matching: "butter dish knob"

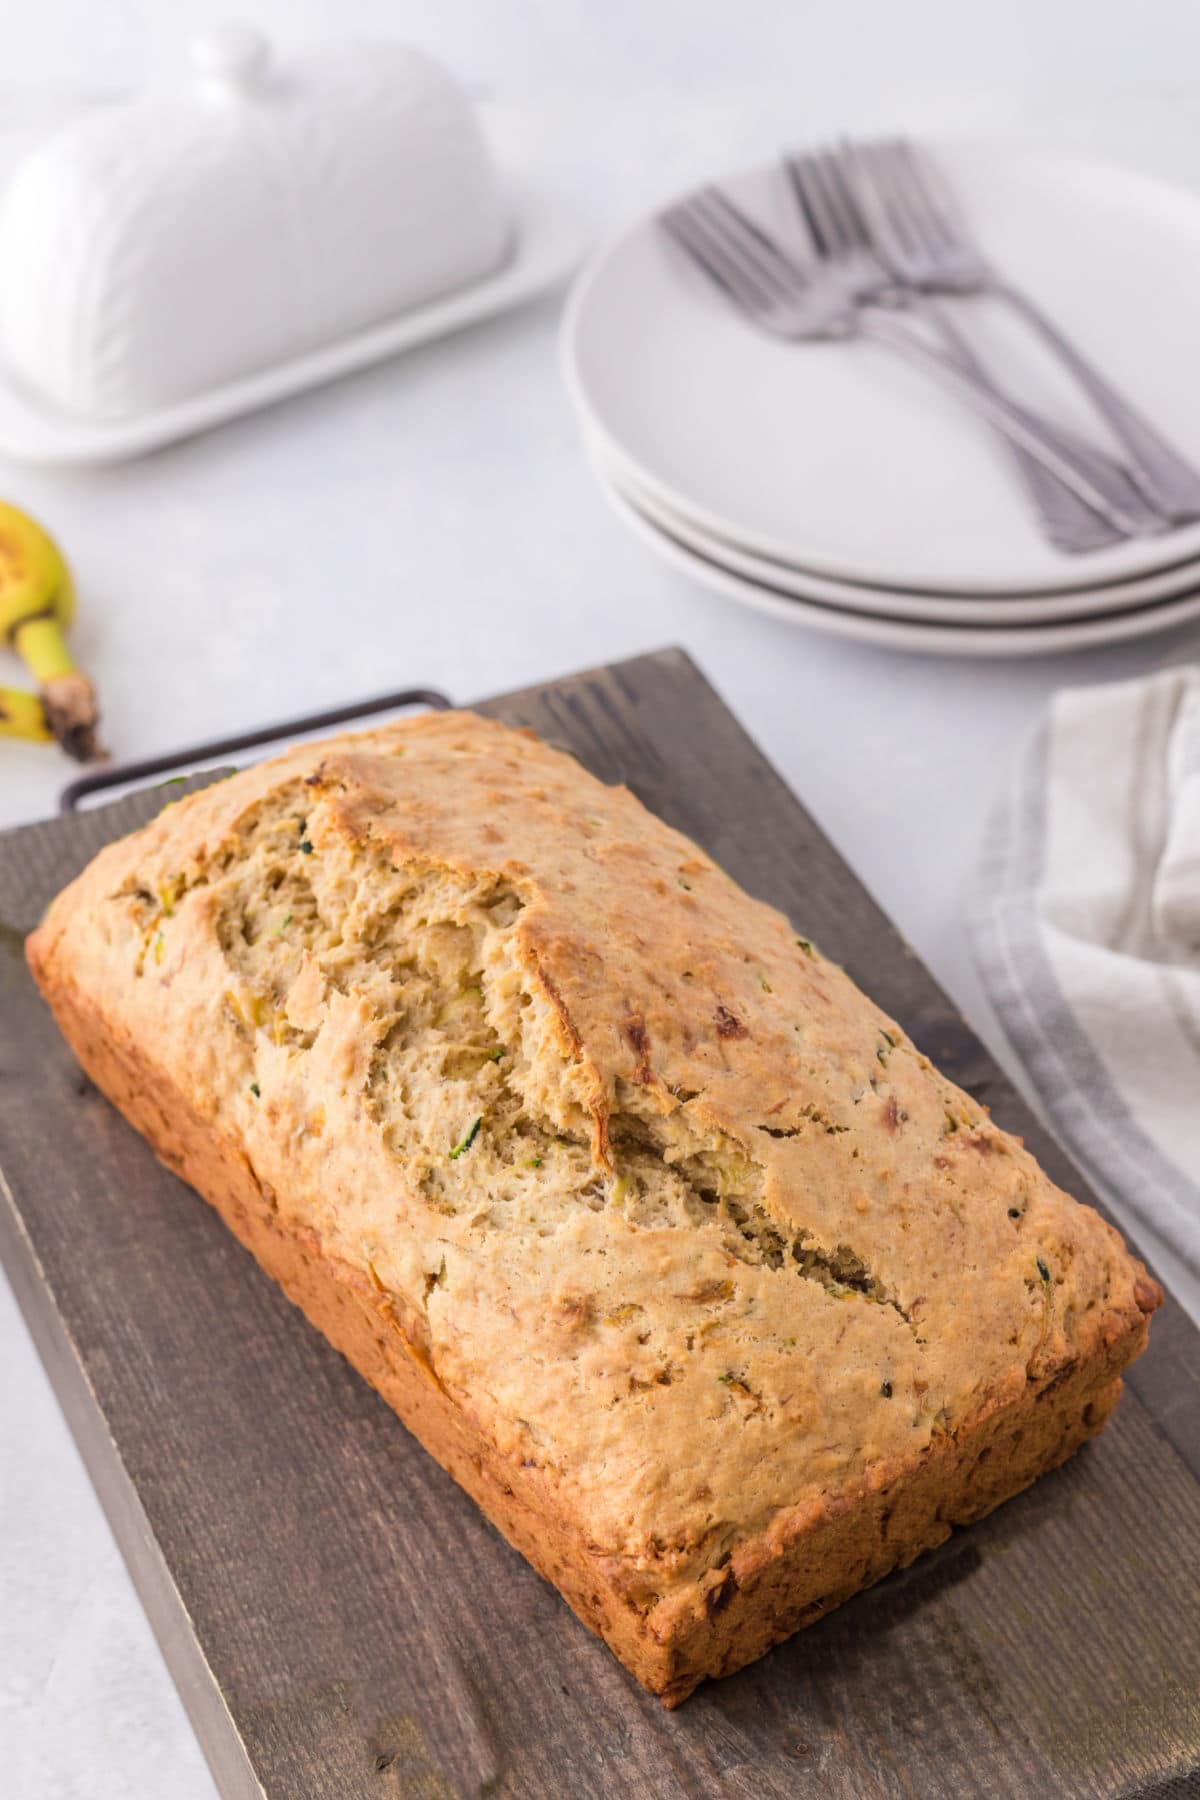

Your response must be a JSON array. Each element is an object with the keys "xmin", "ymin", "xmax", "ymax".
[{"xmin": 189, "ymin": 24, "xmax": 270, "ymax": 101}]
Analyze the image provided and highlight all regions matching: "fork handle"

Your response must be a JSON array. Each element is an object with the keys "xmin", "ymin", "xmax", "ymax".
[
  {"xmin": 913, "ymin": 298, "xmax": 1155, "ymax": 552},
  {"xmin": 990, "ymin": 281, "xmax": 1200, "ymax": 522},
  {"xmin": 857, "ymin": 309, "xmax": 1162, "ymax": 538}
]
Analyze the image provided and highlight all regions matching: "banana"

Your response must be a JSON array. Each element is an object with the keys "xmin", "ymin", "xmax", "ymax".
[
  {"xmin": 0, "ymin": 499, "xmax": 100, "ymax": 760},
  {"xmin": 0, "ymin": 683, "xmax": 52, "ymax": 743}
]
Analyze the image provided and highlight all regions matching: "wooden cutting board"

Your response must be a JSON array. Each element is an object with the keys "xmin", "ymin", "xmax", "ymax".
[{"xmin": 1, "ymin": 648, "xmax": 1198, "ymax": 1800}]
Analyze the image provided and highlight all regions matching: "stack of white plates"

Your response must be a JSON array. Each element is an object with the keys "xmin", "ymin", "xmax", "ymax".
[{"xmin": 561, "ymin": 142, "xmax": 1200, "ymax": 656}]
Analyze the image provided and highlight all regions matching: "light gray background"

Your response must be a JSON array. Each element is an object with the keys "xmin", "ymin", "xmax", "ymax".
[{"xmin": 3, "ymin": 4, "xmax": 1200, "ymax": 1793}]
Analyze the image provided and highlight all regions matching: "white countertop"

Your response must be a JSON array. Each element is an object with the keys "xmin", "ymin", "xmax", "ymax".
[{"xmin": 3, "ymin": 3, "xmax": 1200, "ymax": 1794}]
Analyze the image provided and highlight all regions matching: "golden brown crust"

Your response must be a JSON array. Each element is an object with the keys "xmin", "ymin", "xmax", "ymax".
[{"xmin": 26, "ymin": 710, "xmax": 1161, "ymax": 1703}]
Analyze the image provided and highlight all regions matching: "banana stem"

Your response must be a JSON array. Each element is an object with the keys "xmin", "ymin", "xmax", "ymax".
[
  {"xmin": 11, "ymin": 612, "xmax": 100, "ymax": 761},
  {"xmin": 0, "ymin": 684, "xmax": 52, "ymax": 743}
]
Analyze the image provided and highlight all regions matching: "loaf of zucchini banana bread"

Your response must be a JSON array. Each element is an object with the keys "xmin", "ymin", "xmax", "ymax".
[{"xmin": 27, "ymin": 711, "xmax": 1160, "ymax": 1703}]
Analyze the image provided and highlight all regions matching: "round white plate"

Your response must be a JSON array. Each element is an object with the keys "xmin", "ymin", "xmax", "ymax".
[
  {"xmin": 598, "ymin": 467, "xmax": 1200, "ymax": 658},
  {"xmin": 593, "ymin": 436, "xmax": 1200, "ymax": 624},
  {"xmin": 563, "ymin": 140, "xmax": 1200, "ymax": 595},
  {"xmin": 0, "ymin": 172, "xmax": 580, "ymax": 465}
]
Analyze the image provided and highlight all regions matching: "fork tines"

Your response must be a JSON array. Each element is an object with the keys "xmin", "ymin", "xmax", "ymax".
[{"xmin": 662, "ymin": 187, "xmax": 804, "ymax": 308}]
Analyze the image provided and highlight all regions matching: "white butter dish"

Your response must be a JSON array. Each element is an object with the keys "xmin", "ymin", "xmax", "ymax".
[{"xmin": 0, "ymin": 28, "xmax": 579, "ymax": 462}]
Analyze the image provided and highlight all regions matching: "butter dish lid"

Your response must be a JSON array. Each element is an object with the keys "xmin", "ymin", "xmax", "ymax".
[{"xmin": 0, "ymin": 27, "xmax": 514, "ymax": 422}]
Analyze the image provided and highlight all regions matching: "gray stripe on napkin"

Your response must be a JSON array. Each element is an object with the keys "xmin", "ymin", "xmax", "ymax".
[
  {"xmin": 1119, "ymin": 679, "xmax": 1200, "ymax": 1058},
  {"xmin": 971, "ymin": 720, "xmax": 1200, "ymax": 1274},
  {"xmin": 1114, "ymin": 672, "xmax": 1179, "ymax": 953}
]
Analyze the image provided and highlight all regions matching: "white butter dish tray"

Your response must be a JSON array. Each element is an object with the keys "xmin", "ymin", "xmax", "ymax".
[{"xmin": 0, "ymin": 173, "xmax": 578, "ymax": 466}]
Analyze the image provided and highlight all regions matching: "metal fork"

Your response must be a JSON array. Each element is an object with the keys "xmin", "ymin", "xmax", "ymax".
[
  {"xmin": 785, "ymin": 147, "xmax": 1162, "ymax": 552},
  {"xmin": 846, "ymin": 138, "xmax": 1200, "ymax": 522},
  {"xmin": 661, "ymin": 189, "xmax": 1156, "ymax": 539}
]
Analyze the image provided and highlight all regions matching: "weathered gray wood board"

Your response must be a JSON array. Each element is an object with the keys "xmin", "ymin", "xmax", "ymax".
[{"xmin": 1, "ymin": 647, "xmax": 1197, "ymax": 1800}]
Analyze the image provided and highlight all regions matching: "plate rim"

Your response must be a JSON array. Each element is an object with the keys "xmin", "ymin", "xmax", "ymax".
[
  {"xmin": 599, "ymin": 466, "xmax": 1200, "ymax": 658},
  {"xmin": 594, "ymin": 436, "xmax": 1200, "ymax": 624}
]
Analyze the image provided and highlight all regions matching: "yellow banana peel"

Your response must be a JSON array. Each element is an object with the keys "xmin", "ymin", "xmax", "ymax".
[
  {"xmin": 0, "ymin": 683, "xmax": 52, "ymax": 743},
  {"xmin": 0, "ymin": 499, "xmax": 100, "ymax": 760}
]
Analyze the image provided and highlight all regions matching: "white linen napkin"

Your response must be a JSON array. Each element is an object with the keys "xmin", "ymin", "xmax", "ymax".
[{"xmin": 970, "ymin": 664, "xmax": 1200, "ymax": 1276}]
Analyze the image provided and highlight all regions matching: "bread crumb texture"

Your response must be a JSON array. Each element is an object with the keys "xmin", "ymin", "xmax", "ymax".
[{"xmin": 32, "ymin": 713, "xmax": 1158, "ymax": 1633}]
